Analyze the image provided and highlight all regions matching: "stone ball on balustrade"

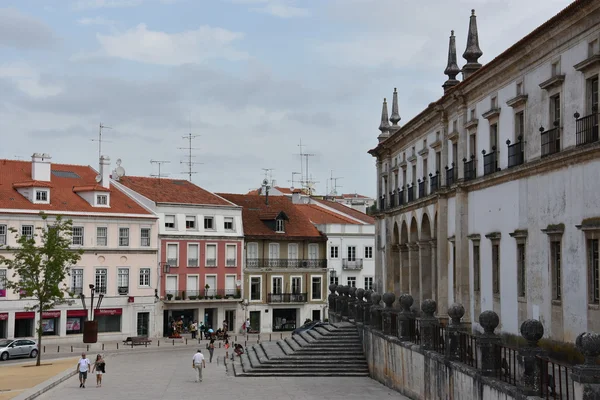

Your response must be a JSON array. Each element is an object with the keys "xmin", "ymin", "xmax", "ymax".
[
  {"xmin": 349, "ymin": 286, "xmax": 357, "ymax": 298},
  {"xmin": 421, "ymin": 299, "xmax": 437, "ymax": 317},
  {"xmin": 365, "ymin": 290, "xmax": 372, "ymax": 302},
  {"xmin": 399, "ymin": 294, "xmax": 414, "ymax": 311},
  {"xmin": 478, "ymin": 310, "xmax": 500, "ymax": 334},
  {"xmin": 448, "ymin": 303, "xmax": 465, "ymax": 325},
  {"xmin": 356, "ymin": 288, "xmax": 365, "ymax": 301},
  {"xmin": 382, "ymin": 292, "xmax": 396, "ymax": 308},
  {"xmin": 370, "ymin": 292, "xmax": 382, "ymax": 306},
  {"xmin": 576, "ymin": 332, "xmax": 600, "ymax": 365},
  {"xmin": 329, "ymin": 284, "xmax": 338, "ymax": 294},
  {"xmin": 519, "ymin": 319, "xmax": 544, "ymax": 346}
]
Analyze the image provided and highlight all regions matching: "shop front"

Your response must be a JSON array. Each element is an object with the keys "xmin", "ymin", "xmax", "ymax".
[
  {"xmin": 14, "ymin": 312, "xmax": 35, "ymax": 338},
  {"xmin": 0, "ymin": 313, "xmax": 7, "ymax": 338},
  {"xmin": 94, "ymin": 308, "xmax": 122, "ymax": 333},
  {"xmin": 41, "ymin": 311, "xmax": 60, "ymax": 336},
  {"xmin": 272, "ymin": 308, "xmax": 298, "ymax": 331},
  {"xmin": 66, "ymin": 310, "xmax": 87, "ymax": 335}
]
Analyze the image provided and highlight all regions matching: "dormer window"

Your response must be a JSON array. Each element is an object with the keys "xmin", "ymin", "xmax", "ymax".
[
  {"xmin": 276, "ymin": 219, "xmax": 285, "ymax": 233},
  {"xmin": 97, "ymin": 195, "xmax": 108, "ymax": 205},
  {"xmin": 36, "ymin": 190, "xmax": 48, "ymax": 202}
]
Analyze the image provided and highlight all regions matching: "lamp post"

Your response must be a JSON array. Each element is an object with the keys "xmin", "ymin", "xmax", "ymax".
[{"xmin": 80, "ymin": 284, "xmax": 104, "ymax": 343}]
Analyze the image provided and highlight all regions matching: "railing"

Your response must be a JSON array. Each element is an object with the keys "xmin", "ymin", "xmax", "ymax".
[
  {"xmin": 408, "ymin": 318, "xmax": 421, "ymax": 344},
  {"xmin": 206, "ymin": 258, "xmax": 217, "ymax": 267},
  {"xmin": 267, "ymin": 293, "xmax": 307, "ymax": 303},
  {"xmin": 507, "ymin": 137, "xmax": 524, "ymax": 168},
  {"xmin": 458, "ymin": 332, "xmax": 478, "ymax": 368},
  {"xmin": 429, "ymin": 174, "xmax": 439, "ymax": 193},
  {"xmin": 398, "ymin": 189, "xmax": 404, "ymax": 206},
  {"xmin": 445, "ymin": 165, "xmax": 455, "ymax": 186},
  {"xmin": 164, "ymin": 289, "xmax": 240, "ymax": 301},
  {"xmin": 407, "ymin": 184, "xmax": 415, "ymax": 202},
  {"xmin": 418, "ymin": 179, "xmax": 426, "ymax": 198},
  {"xmin": 463, "ymin": 156, "xmax": 476, "ymax": 181},
  {"xmin": 118, "ymin": 286, "xmax": 129, "ymax": 295},
  {"xmin": 575, "ymin": 112, "xmax": 599, "ymax": 146},
  {"xmin": 538, "ymin": 356, "xmax": 575, "ymax": 399},
  {"xmin": 494, "ymin": 343, "xmax": 518, "ymax": 386},
  {"xmin": 379, "ymin": 197, "xmax": 385, "ymax": 211},
  {"xmin": 226, "ymin": 258, "xmax": 236, "ymax": 267},
  {"xmin": 390, "ymin": 191, "xmax": 396, "ymax": 208},
  {"xmin": 541, "ymin": 125, "xmax": 561, "ymax": 157},
  {"xmin": 433, "ymin": 325, "xmax": 446, "ymax": 354},
  {"xmin": 245, "ymin": 258, "xmax": 327, "ymax": 269},
  {"xmin": 187, "ymin": 258, "xmax": 198, "ymax": 267},
  {"xmin": 483, "ymin": 148, "xmax": 498, "ymax": 176},
  {"xmin": 167, "ymin": 258, "xmax": 178, "ymax": 267},
  {"xmin": 342, "ymin": 259, "xmax": 363, "ymax": 270}
]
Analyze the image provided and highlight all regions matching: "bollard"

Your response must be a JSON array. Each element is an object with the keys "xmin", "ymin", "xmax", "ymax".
[
  {"xmin": 87, "ymin": 345, "xmax": 89, "ymax": 352},
  {"xmin": 71, "ymin": 346, "xmax": 73, "ymax": 352},
  {"xmin": 186, "ymin": 338, "xmax": 188, "ymax": 345},
  {"xmin": 280, "ymin": 333, "xmax": 282, "ymax": 339},
  {"xmin": 117, "ymin": 343, "xmax": 119, "ymax": 349},
  {"xmin": 235, "ymin": 335, "xmax": 237, "ymax": 342},
  {"xmin": 257, "ymin": 337, "xmax": 259, "ymax": 344},
  {"xmin": 43, "ymin": 345, "xmax": 45, "ymax": 353},
  {"xmin": 102, "ymin": 344, "xmax": 105, "ymax": 351},
  {"xmin": 269, "ymin": 333, "xmax": 272, "ymax": 341},
  {"xmin": 145, "ymin": 341, "xmax": 148, "ymax": 348},
  {"xmin": 219, "ymin": 342, "xmax": 221, "ymax": 348},
  {"xmin": 131, "ymin": 341, "xmax": 134, "ymax": 349},
  {"xmin": 244, "ymin": 340, "xmax": 247, "ymax": 347},
  {"xmin": 57, "ymin": 345, "xmax": 60, "ymax": 353},
  {"xmin": 158, "ymin": 340, "xmax": 160, "ymax": 347},
  {"xmin": 172, "ymin": 339, "xmax": 175, "ymax": 346}
]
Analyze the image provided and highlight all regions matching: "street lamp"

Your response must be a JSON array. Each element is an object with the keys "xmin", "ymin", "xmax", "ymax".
[{"xmin": 80, "ymin": 284, "xmax": 104, "ymax": 343}]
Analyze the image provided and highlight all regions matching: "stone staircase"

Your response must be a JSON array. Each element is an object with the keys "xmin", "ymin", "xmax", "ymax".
[{"xmin": 232, "ymin": 322, "xmax": 369, "ymax": 377}]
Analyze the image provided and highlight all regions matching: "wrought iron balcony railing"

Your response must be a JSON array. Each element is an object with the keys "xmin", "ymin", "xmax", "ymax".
[
  {"xmin": 164, "ymin": 289, "xmax": 240, "ymax": 301},
  {"xmin": 245, "ymin": 258, "xmax": 327, "ymax": 269},
  {"xmin": 267, "ymin": 293, "xmax": 307, "ymax": 303},
  {"xmin": 429, "ymin": 173, "xmax": 439, "ymax": 194},
  {"xmin": 398, "ymin": 189, "xmax": 404, "ymax": 206},
  {"xmin": 206, "ymin": 258, "xmax": 217, "ymax": 267},
  {"xmin": 407, "ymin": 184, "xmax": 415, "ymax": 202},
  {"xmin": 226, "ymin": 258, "xmax": 236, "ymax": 267},
  {"xmin": 342, "ymin": 258, "xmax": 363, "ymax": 270},
  {"xmin": 482, "ymin": 147, "xmax": 499, "ymax": 176},
  {"xmin": 418, "ymin": 179, "xmax": 426, "ymax": 198},
  {"xmin": 445, "ymin": 165, "xmax": 455, "ymax": 187},
  {"xmin": 575, "ymin": 111, "xmax": 599, "ymax": 146},
  {"xmin": 167, "ymin": 258, "xmax": 178, "ymax": 267},
  {"xmin": 187, "ymin": 258, "xmax": 198, "ymax": 267},
  {"xmin": 540, "ymin": 124, "xmax": 561, "ymax": 157},
  {"xmin": 506, "ymin": 137, "xmax": 524, "ymax": 168},
  {"xmin": 389, "ymin": 191, "xmax": 396, "ymax": 208},
  {"xmin": 463, "ymin": 156, "xmax": 476, "ymax": 181}
]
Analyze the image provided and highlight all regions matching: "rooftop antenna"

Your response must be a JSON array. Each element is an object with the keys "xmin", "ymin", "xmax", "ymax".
[
  {"xmin": 13, "ymin": 155, "xmax": 24, "ymax": 160},
  {"xmin": 91, "ymin": 123, "xmax": 112, "ymax": 160},
  {"xmin": 296, "ymin": 139, "xmax": 314, "ymax": 192},
  {"xmin": 178, "ymin": 120, "xmax": 203, "ymax": 182},
  {"xmin": 150, "ymin": 160, "xmax": 171, "ymax": 183},
  {"xmin": 330, "ymin": 171, "xmax": 343, "ymax": 196},
  {"xmin": 288, "ymin": 172, "xmax": 301, "ymax": 190}
]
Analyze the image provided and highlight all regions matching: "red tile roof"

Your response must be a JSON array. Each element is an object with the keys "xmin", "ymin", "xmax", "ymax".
[
  {"xmin": 0, "ymin": 159, "xmax": 152, "ymax": 216},
  {"xmin": 217, "ymin": 194, "xmax": 326, "ymax": 240},
  {"xmin": 296, "ymin": 204, "xmax": 361, "ymax": 225},
  {"xmin": 72, "ymin": 184, "xmax": 110, "ymax": 193},
  {"xmin": 341, "ymin": 193, "xmax": 370, "ymax": 199},
  {"xmin": 313, "ymin": 199, "xmax": 375, "ymax": 224},
  {"xmin": 12, "ymin": 180, "xmax": 54, "ymax": 189},
  {"xmin": 118, "ymin": 176, "xmax": 233, "ymax": 206}
]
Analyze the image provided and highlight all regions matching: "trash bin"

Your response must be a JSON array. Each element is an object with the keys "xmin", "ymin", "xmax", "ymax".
[{"xmin": 83, "ymin": 320, "xmax": 98, "ymax": 343}]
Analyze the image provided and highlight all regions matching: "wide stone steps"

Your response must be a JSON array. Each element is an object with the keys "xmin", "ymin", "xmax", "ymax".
[{"xmin": 233, "ymin": 322, "xmax": 368, "ymax": 377}]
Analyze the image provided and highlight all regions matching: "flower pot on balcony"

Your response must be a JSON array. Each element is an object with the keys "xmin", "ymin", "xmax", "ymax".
[
  {"xmin": 166, "ymin": 294, "xmax": 173, "ymax": 300},
  {"xmin": 175, "ymin": 296, "xmax": 181, "ymax": 300},
  {"xmin": 215, "ymin": 295, "xmax": 222, "ymax": 299},
  {"xmin": 189, "ymin": 296, "xmax": 197, "ymax": 300}
]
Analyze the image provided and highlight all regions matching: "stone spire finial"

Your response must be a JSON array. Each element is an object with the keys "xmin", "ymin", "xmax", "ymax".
[
  {"xmin": 462, "ymin": 9, "xmax": 483, "ymax": 80},
  {"xmin": 443, "ymin": 30, "xmax": 460, "ymax": 93},
  {"xmin": 390, "ymin": 88, "xmax": 401, "ymax": 126},
  {"xmin": 378, "ymin": 98, "xmax": 391, "ymax": 142}
]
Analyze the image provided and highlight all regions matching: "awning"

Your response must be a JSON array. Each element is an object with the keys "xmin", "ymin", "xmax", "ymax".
[
  {"xmin": 15, "ymin": 312, "xmax": 35, "ymax": 320},
  {"xmin": 94, "ymin": 308, "xmax": 122, "ymax": 316},
  {"xmin": 67, "ymin": 309, "xmax": 88, "ymax": 317}
]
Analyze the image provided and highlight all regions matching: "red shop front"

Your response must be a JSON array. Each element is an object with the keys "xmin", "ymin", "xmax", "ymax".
[
  {"xmin": 0, "ymin": 313, "xmax": 7, "ymax": 338},
  {"xmin": 94, "ymin": 308, "xmax": 122, "ymax": 333},
  {"xmin": 14, "ymin": 312, "xmax": 35, "ymax": 338},
  {"xmin": 66, "ymin": 309, "xmax": 87, "ymax": 335},
  {"xmin": 41, "ymin": 310, "xmax": 61, "ymax": 336}
]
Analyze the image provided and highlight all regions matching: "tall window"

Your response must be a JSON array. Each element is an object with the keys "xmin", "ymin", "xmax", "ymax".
[
  {"xmin": 139, "ymin": 268, "xmax": 151, "ymax": 287},
  {"xmin": 435, "ymin": 151, "xmax": 441, "ymax": 173},
  {"xmin": 203, "ymin": 217, "xmax": 214, "ymax": 230},
  {"xmin": 517, "ymin": 243, "xmax": 526, "ymax": 297},
  {"xmin": 119, "ymin": 228, "xmax": 129, "ymax": 246},
  {"xmin": 164, "ymin": 215, "xmax": 176, "ymax": 229},
  {"xmin": 96, "ymin": 227, "xmax": 107, "ymax": 246},
  {"xmin": 452, "ymin": 243, "xmax": 456, "ymax": 292},
  {"xmin": 492, "ymin": 243, "xmax": 500, "ymax": 295},
  {"xmin": 347, "ymin": 277, "xmax": 356, "ymax": 287},
  {"xmin": 185, "ymin": 216, "xmax": 196, "ymax": 230},
  {"xmin": 515, "ymin": 111, "xmax": 524, "ymax": 139},
  {"xmin": 21, "ymin": 225, "xmax": 33, "ymax": 239},
  {"xmin": 329, "ymin": 275, "xmax": 338, "ymax": 286},
  {"xmin": 0, "ymin": 269, "xmax": 6, "ymax": 297},
  {"xmin": 187, "ymin": 244, "xmax": 199, "ymax": 267},
  {"xmin": 422, "ymin": 157, "xmax": 428, "ymax": 179},
  {"xmin": 206, "ymin": 244, "xmax": 217, "ymax": 267},
  {"xmin": 452, "ymin": 142, "xmax": 458, "ymax": 165},
  {"xmin": 490, "ymin": 123, "xmax": 498, "ymax": 150},
  {"xmin": 550, "ymin": 94, "xmax": 561, "ymax": 126},
  {"xmin": 0, "ymin": 225, "xmax": 6, "ymax": 246},
  {"xmin": 272, "ymin": 277, "xmax": 282, "ymax": 294},
  {"xmin": 473, "ymin": 243, "xmax": 480, "ymax": 292},
  {"xmin": 275, "ymin": 219, "xmax": 285, "ymax": 233},
  {"xmin": 347, "ymin": 246, "xmax": 356, "ymax": 261},
  {"xmin": 330, "ymin": 246, "xmax": 339, "ymax": 259},
  {"xmin": 364, "ymin": 277, "xmax": 374, "ymax": 291},
  {"xmin": 71, "ymin": 268, "xmax": 83, "ymax": 294},
  {"xmin": 551, "ymin": 241, "xmax": 562, "ymax": 300},
  {"xmin": 587, "ymin": 76, "xmax": 598, "ymax": 114},
  {"xmin": 469, "ymin": 133, "xmax": 477, "ymax": 157},
  {"xmin": 226, "ymin": 244, "xmax": 236, "ymax": 267},
  {"xmin": 95, "ymin": 269, "xmax": 107, "ymax": 294},
  {"xmin": 250, "ymin": 277, "xmax": 261, "ymax": 300},
  {"xmin": 364, "ymin": 246, "xmax": 373, "ymax": 259},
  {"xmin": 140, "ymin": 228, "xmax": 150, "ymax": 247},
  {"xmin": 117, "ymin": 268, "xmax": 129, "ymax": 295},
  {"xmin": 224, "ymin": 217, "xmax": 234, "ymax": 230},
  {"xmin": 72, "ymin": 227, "xmax": 84, "ymax": 246},
  {"xmin": 291, "ymin": 277, "xmax": 301, "ymax": 294},
  {"xmin": 96, "ymin": 194, "xmax": 107, "ymax": 205},
  {"xmin": 588, "ymin": 239, "xmax": 599, "ymax": 304},
  {"xmin": 167, "ymin": 244, "xmax": 178, "ymax": 266},
  {"xmin": 311, "ymin": 277, "xmax": 322, "ymax": 300}
]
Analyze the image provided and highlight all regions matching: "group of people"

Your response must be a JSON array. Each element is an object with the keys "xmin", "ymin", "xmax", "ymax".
[{"xmin": 76, "ymin": 353, "xmax": 106, "ymax": 389}]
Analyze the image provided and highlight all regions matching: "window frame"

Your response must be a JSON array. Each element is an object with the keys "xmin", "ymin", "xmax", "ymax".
[
  {"xmin": 588, "ymin": 238, "xmax": 600, "ymax": 305},
  {"xmin": 364, "ymin": 246, "xmax": 373, "ymax": 259},
  {"xmin": 347, "ymin": 276, "xmax": 356, "ymax": 287},
  {"xmin": 95, "ymin": 268, "xmax": 108, "ymax": 294},
  {"xmin": 275, "ymin": 219, "xmax": 285, "ymax": 233},
  {"xmin": 347, "ymin": 246, "xmax": 356, "ymax": 261},
  {"xmin": 364, "ymin": 276, "xmax": 374, "ymax": 291},
  {"xmin": 96, "ymin": 226, "xmax": 108, "ymax": 246},
  {"xmin": 71, "ymin": 268, "xmax": 84, "ymax": 294},
  {"xmin": 118, "ymin": 227, "xmax": 130, "ymax": 247},
  {"xmin": 35, "ymin": 190, "xmax": 48, "ymax": 202},
  {"xmin": 140, "ymin": 227, "xmax": 151, "ymax": 247},
  {"xmin": 203, "ymin": 216, "xmax": 215, "ymax": 230},
  {"xmin": 72, "ymin": 226, "xmax": 84, "ymax": 246},
  {"xmin": 250, "ymin": 276, "xmax": 262, "ymax": 302},
  {"xmin": 311, "ymin": 275, "xmax": 322, "ymax": 300},
  {"xmin": 185, "ymin": 215, "xmax": 196, "ymax": 230},
  {"xmin": 224, "ymin": 217, "xmax": 234, "ymax": 231},
  {"xmin": 187, "ymin": 243, "xmax": 200, "ymax": 267},
  {"xmin": 21, "ymin": 225, "xmax": 34, "ymax": 239},
  {"xmin": 330, "ymin": 245, "xmax": 339, "ymax": 259},
  {"xmin": 205, "ymin": 243, "xmax": 218, "ymax": 267},
  {"xmin": 225, "ymin": 244, "xmax": 237, "ymax": 267},
  {"xmin": 0, "ymin": 224, "xmax": 6, "ymax": 246},
  {"xmin": 139, "ymin": 268, "xmax": 151, "ymax": 287},
  {"xmin": 96, "ymin": 194, "xmax": 108, "ymax": 206},
  {"xmin": 117, "ymin": 267, "xmax": 129, "ymax": 295},
  {"xmin": 166, "ymin": 243, "xmax": 179, "ymax": 267},
  {"xmin": 164, "ymin": 215, "xmax": 176, "ymax": 229}
]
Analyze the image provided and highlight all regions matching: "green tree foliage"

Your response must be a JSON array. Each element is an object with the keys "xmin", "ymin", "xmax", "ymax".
[{"xmin": 0, "ymin": 213, "xmax": 83, "ymax": 366}]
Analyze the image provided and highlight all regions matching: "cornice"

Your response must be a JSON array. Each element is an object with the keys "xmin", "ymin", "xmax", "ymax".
[
  {"xmin": 574, "ymin": 54, "xmax": 600, "ymax": 73},
  {"xmin": 506, "ymin": 94, "xmax": 528, "ymax": 108},
  {"xmin": 539, "ymin": 74, "xmax": 565, "ymax": 91},
  {"xmin": 429, "ymin": 139, "xmax": 442, "ymax": 150},
  {"xmin": 448, "ymin": 130, "xmax": 460, "ymax": 142},
  {"xmin": 482, "ymin": 108, "xmax": 501, "ymax": 120},
  {"xmin": 467, "ymin": 233, "xmax": 481, "ymax": 242},
  {"xmin": 464, "ymin": 119, "xmax": 479, "ymax": 130},
  {"xmin": 418, "ymin": 148, "xmax": 429, "ymax": 157}
]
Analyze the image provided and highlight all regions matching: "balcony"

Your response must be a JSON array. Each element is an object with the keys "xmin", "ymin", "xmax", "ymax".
[
  {"xmin": 70, "ymin": 287, "xmax": 83, "ymax": 296},
  {"xmin": 164, "ymin": 289, "xmax": 240, "ymax": 301},
  {"xmin": 575, "ymin": 111, "xmax": 599, "ymax": 146},
  {"xmin": 429, "ymin": 173, "xmax": 439, "ymax": 193},
  {"xmin": 506, "ymin": 137, "xmax": 524, "ymax": 168},
  {"xmin": 379, "ymin": 196, "xmax": 385, "ymax": 211},
  {"xmin": 397, "ymin": 189, "xmax": 405, "ymax": 206},
  {"xmin": 482, "ymin": 147, "xmax": 499, "ymax": 176},
  {"xmin": 418, "ymin": 179, "xmax": 426, "ymax": 198},
  {"xmin": 226, "ymin": 258, "xmax": 236, "ymax": 267},
  {"xmin": 540, "ymin": 124, "xmax": 561, "ymax": 157},
  {"xmin": 187, "ymin": 258, "xmax": 198, "ymax": 267},
  {"xmin": 267, "ymin": 293, "xmax": 307, "ymax": 303},
  {"xmin": 206, "ymin": 258, "xmax": 217, "ymax": 267},
  {"xmin": 342, "ymin": 258, "xmax": 363, "ymax": 270},
  {"xmin": 167, "ymin": 258, "xmax": 178, "ymax": 267},
  {"xmin": 245, "ymin": 258, "xmax": 327, "ymax": 269},
  {"xmin": 463, "ymin": 156, "xmax": 476, "ymax": 181},
  {"xmin": 118, "ymin": 286, "xmax": 129, "ymax": 295},
  {"xmin": 445, "ymin": 164, "xmax": 455, "ymax": 186},
  {"xmin": 389, "ymin": 191, "xmax": 396, "ymax": 208},
  {"xmin": 407, "ymin": 184, "xmax": 415, "ymax": 202}
]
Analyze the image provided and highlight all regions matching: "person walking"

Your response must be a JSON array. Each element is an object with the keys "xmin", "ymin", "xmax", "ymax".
[
  {"xmin": 245, "ymin": 318, "xmax": 251, "ymax": 333},
  {"xmin": 224, "ymin": 339, "xmax": 230, "ymax": 359},
  {"xmin": 192, "ymin": 349, "xmax": 206, "ymax": 383},
  {"xmin": 76, "ymin": 352, "xmax": 91, "ymax": 388},
  {"xmin": 208, "ymin": 339, "xmax": 215, "ymax": 363},
  {"xmin": 91, "ymin": 354, "xmax": 106, "ymax": 387},
  {"xmin": 222, "ymin": 319, "xmax": 228, "ymax": 332},
  {"xmin": 190, "ymin": 320, "xmax": 198, "ymax": 339}
]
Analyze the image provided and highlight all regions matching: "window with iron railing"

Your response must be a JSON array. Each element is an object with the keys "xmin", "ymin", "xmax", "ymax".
[
  {"xmin": 118, "ymin": 268, "xmax": 129, "ymax": 295},
  {"xmin": 418, "ymin": 179, "xmax": 426, "ymax": 198},
  {"xmin": 397, "ymin": 189, "xmax": 404, "ymax": 206},
  {"xmin": 167, "ymin": 244, "xmax": 178, "ymax": 267},
  {"xmin": 575, "ymin": 109, "xmax": 599, "ymax": 147},
  {"xmin": 119, "ymin": 227, "xmax": 129, "ymax": 246},
  {"xmin": 540, "ymin": 123, "xmax": 561, "ymax": 157},
  {"xmin": 463, "ymin": 156, "xmax": 476, "ymax": 181},
  {"xmin": 506, "ymin": 137, "xmax": 524, "ymax": 168},
  {"xmin": 445, "ymin": 164, "xmax": 455, "ymax": 187},
  {"xmin": 482, "ymin": 147, "xmax": 498, "ymax": 176},
  {"xmin": 407, "ymin": 184, "xmax": 415, "ymax": 202},
  {"xmin": 140, "ymin": 228, "xmax": 151, "ymax": 247},
  {"xmin": 429, "ymin": 173, "xmax": 439, "ymax": 193},
  {"xmin": 71, "ymin": 268, "xmax": 83, "ymax": 295}
]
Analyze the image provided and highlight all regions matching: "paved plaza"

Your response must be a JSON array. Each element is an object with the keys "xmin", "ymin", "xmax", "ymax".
[{"xmin": 37, "ymin": 346, "xmax": 407, "ymax": 400}]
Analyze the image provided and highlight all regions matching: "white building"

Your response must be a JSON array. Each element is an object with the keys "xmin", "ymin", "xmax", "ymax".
[
  {"xmin": 0, "ymin": 155, "xmax": 160, "ymax": 343},
  {"xmin": 369, "ymin": 1, "xmax": 600, "ymax": 342}
]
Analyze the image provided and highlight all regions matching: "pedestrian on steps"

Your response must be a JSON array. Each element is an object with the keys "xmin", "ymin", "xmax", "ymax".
[
  {"xmin": 208, "ymin": 339, "xmax": 215, "ymax": 363},
  {"xmin": 192, "ymin": 349, "xmax": 206, "ymax": 383}
]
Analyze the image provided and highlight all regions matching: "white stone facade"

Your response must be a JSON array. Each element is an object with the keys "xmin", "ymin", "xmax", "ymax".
[{"xmin": 370, "ymin": 1, "xmax": 600, "ymax": 342}]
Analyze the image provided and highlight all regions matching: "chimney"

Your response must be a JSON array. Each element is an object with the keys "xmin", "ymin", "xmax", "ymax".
[
  {"xmin": 443, "ymin": 30, "xmax": 461, "ymax": 93},
  {"xmin": 462, "ymin": 9, "xmax": 483, "ymax": 80},
  {"xmin": 100, "ymin": 156, "xmax": 111, "ymax": 189},
  {"xmin": 31, "ymin": 153, "xmax": 51, "ymax": 182},
  {"xmin": 291, "ymin": 191, "xmax": 302, "ymax": 204}
]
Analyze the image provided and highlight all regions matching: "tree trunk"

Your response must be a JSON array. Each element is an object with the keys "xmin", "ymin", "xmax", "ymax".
[{"xmin": 37, "ymin": 304, "xmax": 42, "ymax": 366}]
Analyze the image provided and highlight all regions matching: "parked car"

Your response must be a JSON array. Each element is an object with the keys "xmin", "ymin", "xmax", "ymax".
[
  {"xmin": 0, "ymin": 339, "xmax": 38, "ymax": 361},
  {"xmin": 292, "ymin": 320, "xmax": 324, "ymax": 335}
]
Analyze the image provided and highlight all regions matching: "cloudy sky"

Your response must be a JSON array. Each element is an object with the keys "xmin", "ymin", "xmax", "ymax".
[{"xmin": 0, "ymin": 0, "xmax": 572, "ymax": 197}]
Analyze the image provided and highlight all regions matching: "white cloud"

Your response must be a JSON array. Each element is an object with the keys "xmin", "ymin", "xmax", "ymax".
[
  {"xmin": 82, "ymin": 24, "xmax": 248, "ymax": 65},
  {"xmin": 229, "ymin": 0, "xmax": 309, "ymax": 18},
  {"xmin": 72, "ymin": 0, "xmax": 144, "ymax": 10},
  {"xmin": 0, "ymin": 63, "xmax": 62, "ymax": 98},
  {"xmin": 77, "ymin": 16, "xmax": 115, "ymax": 26},
  {"xmin": 0, "ymin": 8, "xmax": 58, "ymax": 49}
]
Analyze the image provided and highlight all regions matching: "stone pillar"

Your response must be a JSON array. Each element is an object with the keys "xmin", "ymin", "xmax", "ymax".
[
  {"xmin": 370, "ymin": 292, "xmax": 383, "ymax": 331},
  {"xmin": 381, "ymin": 292, "xmax": 397, "ymax": 336},
  {"xmin": 419, "ymin": 299, "xmax": 438, "ymax": 350},
  {"xmin": 363, "ymin": 290, "xmax": 373, "ymax": 325},
  {"xmin": 408, "ymin": 243, "xmax": 420, "ymax": 310},
  {"xmin": 436, "ymin": 198, "xmax": 449, "ymax": 324},
  {"xmin": 445, "ymin": 303, "xmax": 465, "ymax": 361},
  {"xmin": 392, "ymin": 244, "xmax": 401, "ymax": 296},
  {"xmin": 355, "ymin": 289, "xmax": 365, "ymax": 323},
  {"xmin": 418, "ymin": 241, "xmax": 432, "ymax": 303},
  {"xmin": 348, "ymin": 286, "xmax": 357, "ymax": 320},
  {"xmin": 429, "ymin": 240, "xmax": 437, "ymax": 303},
  {"xmin": 400, "ymin": 245, "xmax": 410, "ymax": 293},
  {"xmin": 571, "ymin": 332, "xmax": 600, "ymax": 400},
  {"xmin": 477, "ymin": 310, "xmax": 502, "ymax": 377},
  {"xmin": 454, "ymin": 187, "xmax": 471, "ymax": 324},
  {"xmin": 328, "ymin": 284, "xmax": 338, "ymax": 314},
  {"xmin": 397, "ymin": 294, "xmax": 415, "ymax": 341},
  {"xmin": 517, "ymin": 319, "xmax": 546, "ymax": 396}
]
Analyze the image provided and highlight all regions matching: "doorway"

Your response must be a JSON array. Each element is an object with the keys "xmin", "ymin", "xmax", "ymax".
[
  {"xmin": 249, "ymin": 311, "xmax": 260, "ymax": 332},
  {"xmin": 312, "ymin": 309, "xmax": 321, "ymax": 322},
  {"xmin": 204, "ymin": 308, "xmax": 216, "ymax": 329},
  {"xmin": 273, "ymin": 309, "xmax": 297, "ymax": 331},
  {"xmin": 137, "ymin": 312, "xmax": 149, "ymax": 336},
  {"xmin": 225, "ymin": 310, "xmax": 235, "ymax": 333}
]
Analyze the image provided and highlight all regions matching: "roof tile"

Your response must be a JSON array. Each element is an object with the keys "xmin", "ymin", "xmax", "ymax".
[{"xmin": 296, "ymin": 204, "xmax": 362, "ymax": 225}]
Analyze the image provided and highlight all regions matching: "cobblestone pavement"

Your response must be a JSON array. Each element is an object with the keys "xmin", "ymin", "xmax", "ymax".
[{"xmin": 37, "ymin": 346, "xmax": 408, "ymax": 400}]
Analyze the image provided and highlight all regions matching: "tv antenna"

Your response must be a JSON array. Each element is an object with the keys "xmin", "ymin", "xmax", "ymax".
[
  {"xmin": 329, "ymin": 171, "xmax": 343, "ymax": 196},
  {"xmin": 288, "ymin": 172, "xmax": 301, "ymax": 190},
  {"xmin": 150, "ymin": 160, "xmax": 171, "ymax": 183},
  {"xmin": 91, "ymin": 123, "xmax": 112, "ymax": 160},
  {"xmin": 296, "ymin": 139, "xmax": 315, "ymax": 191},
  {"xmin": 262, "ymin": 168, "xmax": 275, "ymax": 186},
  {"xmin": 179, "ymin": 131, "xmax": 203, "ymax": 182}
]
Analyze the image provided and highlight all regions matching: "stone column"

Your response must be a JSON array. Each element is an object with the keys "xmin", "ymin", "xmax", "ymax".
[
  {"xmin": 381, "ymin": 292, "xmax": 397, "ymax": 336},
  {"xmin": 454, "ymin": 186, "xmax": 471, "ymax": 324},
  {"xmin": 355, "ymin": 289, "xmax": 365, "ymax": 323},
  {"xmin": 418, "ymin": 241, "xmax": 432, "ymax": 303},
  {"xmin": 429, "ymin": 240, "xmax": 437, "ymax": 302},
  {"xmin": 517, "ymin": 319, "xmax": 546, "ymax": 396},
  {"xmin": 363, "ymin": 291, "xmax": 373, "ymax": 325},
  {"xmin": 400, "ymin": 245, "xmax": 410, "ymax": 293},
  {"xmin": 370, "ymin": 292, "xmax": 383, "ymax": 331},
  {"xmin": 419, "ymin": 299, "xmax": 438, "ymax": 350},
  {"xmin": 408, "ymin": 243, "xmax": 420, "ymax": 310},
  {"xmin": 477, "ymin": 311, "xmax": 502, "ymax": 377},
  {"xmin": 445, "ymin": 303, "xmax": 465, "ymax": 361},
  {"xmin": 392, "ymin": 244, "xmax": 401, "ymax": 296},
  {"xmin": 397, "ymin": 294, "xmax": 415, "ymax": 341},
  {"xmin": 436, "ymin": 198, "xmax": 449, "ymax": 324},
  {"xmin": 347, "ymin": 286, "xmax": 357, "ymax": 320},
  {"xmin": 571, "ymin": 332, "xmax": 600, "ymax": 400}
]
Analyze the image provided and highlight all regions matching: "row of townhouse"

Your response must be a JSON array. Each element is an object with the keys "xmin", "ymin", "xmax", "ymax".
[
  {"xmin": 0, "ymin": 154, "xmax": 375, "ymax": 341},
  {"xmin": 370, "ymin": 0, "xmax": 600, "ymax": 342}
]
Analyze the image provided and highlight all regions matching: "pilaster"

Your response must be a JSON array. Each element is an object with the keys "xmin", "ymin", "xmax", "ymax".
[
  {"xmin": 454, "ymin": 186, "xmax": 471, "ymax": 322},
  {"xmin": 436, "ymin": 198, "xmax": 449, "ymax": 319}
]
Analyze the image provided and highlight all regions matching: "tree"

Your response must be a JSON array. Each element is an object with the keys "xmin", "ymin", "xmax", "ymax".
[{"xmin": 0, "ymin": 213, "xmax": 82, "ymax": 366}]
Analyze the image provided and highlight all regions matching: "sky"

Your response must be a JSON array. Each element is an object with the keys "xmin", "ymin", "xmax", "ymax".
[{"xmin": 0, "ymin": 0, "xmax": 574, "ymax": 197}]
